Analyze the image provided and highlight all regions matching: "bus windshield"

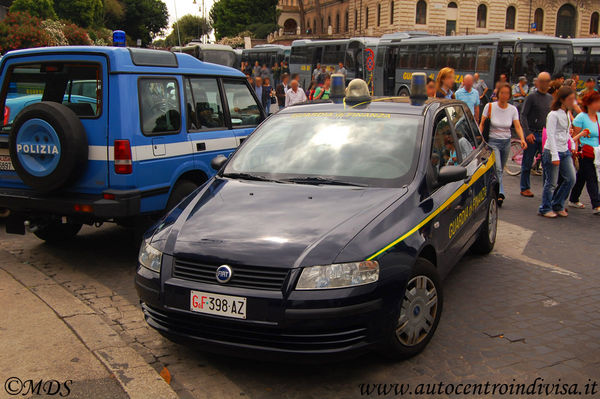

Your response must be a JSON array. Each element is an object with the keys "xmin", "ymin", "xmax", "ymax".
[
  {"xmin": 515, "ymin": 43, "xmax": 572, "ymax": 81},
  {"xmin": 201, "ymin": 50, "xmax": 236, "ymax": 67}
]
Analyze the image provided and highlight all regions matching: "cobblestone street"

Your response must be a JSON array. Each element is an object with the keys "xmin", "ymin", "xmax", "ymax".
[{"xmin": 1, "ymin": 174, "xmax": 599, "ymax": 398}]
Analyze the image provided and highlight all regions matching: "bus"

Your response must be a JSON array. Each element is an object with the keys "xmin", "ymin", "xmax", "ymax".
[
  {"xmin": 571, "ymin": 38, "xmax": 600, "ymax": 90},
  {"xmin": 171, "ymin": 42, "xmax": 238, "ymax": 68},
  {"xmin": 289, "ymin": 37, "xmax": 379, "ymax": 89},
  {"xmin": 241, "ymin": 44, "xmax": 290, "ymax": 70},
  {"xmin": 374, "ymin": 33, "xmax": 573, "ymax": 97}
]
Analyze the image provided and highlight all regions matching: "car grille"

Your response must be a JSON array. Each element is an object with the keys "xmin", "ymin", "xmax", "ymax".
[
  {"xmin": 142, "ymin": 303, "xmax": 369, "ymax": 352},
  {"xmin": 172, "ymin": 258, "xmax": 290, "ymax": 291}
]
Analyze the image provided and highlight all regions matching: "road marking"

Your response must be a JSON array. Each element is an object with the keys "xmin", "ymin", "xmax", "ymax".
[{"xmin": 494, "ymin": 221, "xmax": 580, "ymax": 279}]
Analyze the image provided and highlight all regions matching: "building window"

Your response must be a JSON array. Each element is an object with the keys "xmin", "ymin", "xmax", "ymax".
[
  {"xmin": 327, "ymin": 15, "xmax": 331, "ymax": 30},
  {"xmin": 505, "ymin": 6, "xmax": 516, "ymax": 29},
  {"xmin": 365, "ymin": 7, "xmax": 369, "ymax": 28},
  {"xmin": 377, "ymin": 3, "xmax": 381, "ymax": 26},
  {"xmin": 591, "ymin": 12, "xmax": 599, "ymax": 35},
  {"xmin": 390, "ymin": 1, "xmax": 394, "ymax": 24},
  {"xmin": 354, "ymin": 9, "xmax": 358, "ymax": 30},
  {"xmin": 345, "ymin": 10, "xmax": 349, "ymax": 32},
  {"xmin": 477, "ymin": 4, "xmax": 487, "ymax": 28},
  {"xmin": 534, "ymin": 8, "xmax": 543, "ymax": 31},
  {"xmin": 448, "ymin": 2, "xmax": 457, "ymax": 8},
  {"xmin": 336, "ymin": 13, "xmax": 340, "ymax": 33},
  {"xmin": 415, "ymin": 0, "xmax": 427, "ymax": 25}
]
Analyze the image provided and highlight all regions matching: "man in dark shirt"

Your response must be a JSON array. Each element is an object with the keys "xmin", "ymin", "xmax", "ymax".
[
  {"xmin": 275, "ymin": 73, "xmax": 290, "ymax": 109},
  {"xmin": 519, "ymin": 72, "xmax": 552, "ymax": 197}
]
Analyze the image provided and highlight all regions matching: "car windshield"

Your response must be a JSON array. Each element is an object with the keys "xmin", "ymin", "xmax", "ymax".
[{"xmin": 224, "ymin": 112, "xmax": 422, "ymax": 188}]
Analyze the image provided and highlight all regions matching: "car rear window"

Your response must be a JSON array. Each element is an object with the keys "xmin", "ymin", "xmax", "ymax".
[{"xmin": 1, "ymin": 62, "xmax": 102, "ymax": 129}]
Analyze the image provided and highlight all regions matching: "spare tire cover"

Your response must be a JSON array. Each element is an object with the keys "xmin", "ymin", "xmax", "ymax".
[{"xmin": 9, "ymin": 101, "xmax": 88, "ymax": 193}]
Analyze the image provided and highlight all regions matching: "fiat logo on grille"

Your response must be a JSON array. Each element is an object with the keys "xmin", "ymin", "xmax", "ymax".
[{"xmin": 216, "ymin": 265, "xmax": 232, "ymax": 283}]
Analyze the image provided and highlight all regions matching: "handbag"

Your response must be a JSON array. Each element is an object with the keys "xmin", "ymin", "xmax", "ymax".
[
  {"xmin": 482, "ymin": 102, "xmax": 492, "ymax": 141},
  {"xmin": 580, "ymin": 120, "xmax": 600, "ymax": 160}
]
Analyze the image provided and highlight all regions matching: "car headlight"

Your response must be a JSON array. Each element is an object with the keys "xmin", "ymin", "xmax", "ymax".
[
  {"xmin": 138, "ymin": 240, "xmax": 163, "ymax": 273},
  {"xmin": 296, "ymin": 261, "xmax": 379, "ymax": 290}
]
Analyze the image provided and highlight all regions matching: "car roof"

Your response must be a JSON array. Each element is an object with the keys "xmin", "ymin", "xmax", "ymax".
[
  {"xmin": 277, "ymin": 97, "xmax": 460, "ymax": 116},
  {"xmin": 0, "ymin": 46, "xmax": 245, "ymax": 77}
]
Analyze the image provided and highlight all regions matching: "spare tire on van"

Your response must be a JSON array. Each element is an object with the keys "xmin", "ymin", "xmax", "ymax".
[{"xmin": 8, "ymin": 102, "xmax": 88, "ymax": 193}]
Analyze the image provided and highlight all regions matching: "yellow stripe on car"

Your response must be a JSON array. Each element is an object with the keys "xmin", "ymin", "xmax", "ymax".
[{"xmin": 366, "ymin": 153, "xmax": 496, "ymax": 261}]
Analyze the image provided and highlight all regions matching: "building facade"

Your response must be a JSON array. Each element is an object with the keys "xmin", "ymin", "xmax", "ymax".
[{"xmin": 276, "ymin": 0, "xmax": 600, "ymax": 39}]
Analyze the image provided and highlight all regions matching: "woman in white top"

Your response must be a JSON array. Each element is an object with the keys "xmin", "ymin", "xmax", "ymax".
[
  {"xmin": 479, "ymin": 83, "xmax": 527, "ymax": 207},
  {"xmin": 539, "ymin": 86, "xmax": 578, "ymax": 218}
]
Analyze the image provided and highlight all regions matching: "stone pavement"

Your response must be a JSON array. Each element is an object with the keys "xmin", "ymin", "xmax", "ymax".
[{"xmin": 0, "ymin": 253, "xmax": 177, "ymax": 399}]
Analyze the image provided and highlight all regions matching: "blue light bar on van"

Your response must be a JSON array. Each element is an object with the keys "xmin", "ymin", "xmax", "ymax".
[
  {"xmin": 113, "ymin": 30, "xmax": 126, "ymax": 47},
  {"xmin": 410, "ymin": 72, "xmax": 427, "ymax": 106}
]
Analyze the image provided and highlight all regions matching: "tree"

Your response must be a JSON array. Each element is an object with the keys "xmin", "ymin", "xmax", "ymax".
[
  {"xmin": 104, "ymin": 0, "xmax": 125, "ymax": 30},
  {"xmin": 55, "ymin": 0, "xmax": 103, "ymax": 28},
  {"xmin": 0, "ymin": 12, "xmax": 52, "ymax": 54},
  {"xmin": 210, "ymin": 0, "xmax": 278, "ymax": 40},
  {"xmin": 122, "ymin": 0, "xmax": 169, "ymax": 46},
  {"xmin": 164, "ymin": 14, "xmax": 211, "ymax": 47},
  {"xmin": 9, "ymin": 0, "xmax": 57, "ymax": 20}
]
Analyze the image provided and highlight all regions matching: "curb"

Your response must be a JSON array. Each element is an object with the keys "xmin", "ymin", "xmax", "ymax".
[{"xmin": 0, "ymin": 250, "xmax": 178, "ymax": 399}]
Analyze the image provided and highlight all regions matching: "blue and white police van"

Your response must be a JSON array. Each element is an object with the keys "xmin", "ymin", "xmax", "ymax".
[{"xmin": 0, "ymin": 46, "xmax": 265, "ymax": 242}]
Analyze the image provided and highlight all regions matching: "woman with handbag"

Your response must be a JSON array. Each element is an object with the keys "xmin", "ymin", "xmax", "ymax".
[
  {"xmin": 569, "ymin": 91, "xmax": 600, "ymax": 214},
  {"xmin": 538, "ymin": 87, "xmax": 579, "ymax": 218},
  {"xmin": 479, "ymin": 83, "xmax": 527, "ymax": 207}
]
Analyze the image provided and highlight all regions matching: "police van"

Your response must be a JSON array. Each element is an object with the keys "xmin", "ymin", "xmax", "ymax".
[
  {"xmin": 136, "ymin": 75, "xmax": 499, "ymax": 360},
  {"xmin": 0, "ymin": 46, "xmax": 265, "ymax": 241}
]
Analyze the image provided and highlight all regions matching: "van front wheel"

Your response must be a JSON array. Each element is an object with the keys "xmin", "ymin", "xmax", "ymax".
[{"xmin": 166, "ymin": 180, "xmax": 199, "ymax": 211}]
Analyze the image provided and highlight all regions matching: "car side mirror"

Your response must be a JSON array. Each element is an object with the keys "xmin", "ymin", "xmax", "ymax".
[
  {"xmin": 211, "ymin": 154, "xmax": 228, "ymax": 171},
  {"xmin": 436, "ymin": 165, "xmax": 468, "ymax": 187}
]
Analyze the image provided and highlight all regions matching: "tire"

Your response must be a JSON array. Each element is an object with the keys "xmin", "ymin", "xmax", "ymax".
[
  {"xmin": 33, "ymin": 221, "xmax": 82, "ymax": 243},
  {"xmin": 380, "ymin": 258, "xmax": 443, "ymax": 360},
  {"xmin": 166, "ymin": 180, "xmax": 199, "ymax": 211},
  {"xmin": 9, "ymin": 102, "xmax": 88, "ymax": 193},
  {"xmin": 470, "ymin": 195, "xmax": 498, "ymax": 255},
  {"xmin": 398, "ymin": 87, "xmax": 410, "ymax": 97}
]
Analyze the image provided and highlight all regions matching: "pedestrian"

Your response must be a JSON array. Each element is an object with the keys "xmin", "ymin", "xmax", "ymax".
[
  {"xmin": 426, "ymin": 77, "xmax": 436, "ymax": 98},
  {"xmin": 499, "ymin": 74, "xmax": 508, "ymax": 84},
  {"xmin": 552, "ymin": 73, "xmax": 565, "ymax": 86},
  {"xmin": 519, "ymin": 72, "xmax": 553, "ymax": 198},
  {"xmin": 260, "ymin": 63, "xmax": 271, "ymax": 80},
  {"xmin": 490, "ymin": 81, "xmax": 501, "ymax": 102},
  {"xmin": 479, "ymin": 82, "xmax": 527, "ymax": 207},
  {"xmin": 512, "ymin": 76, "xmax": 528, "ymax": 109},
  {"xmin": 314, "ymin": 76, "xmax": 331, "ymax": 100},
  {"xmin": 246, "ymin": 74, "xmax": 253, "ymax": 87},
  {"xmin": 569, "ymin": 90, "xmax": 600, "ymax": 214},
  {"xmin": 529, "ymin": 78, "xmax": 538, "ymax": 94},
  {"xmin": 316, "ymin": 65, "xmax": 328, "ymax": 85},
  {"xmin": 455, "ymin": 74, "xmax": 480, "ymax": 122},
  {"xmin": 435, "ymin": 67, "xmax": 455, "ymax": 99},
  {"xmin": 276, "ymin": 73, "xmax": 290, "ymax": 109},
  {"xmin": 307, "ymin": 80, "xmax": 318, "ymax": 100},
  {"xmin": 538, "ymin": 87, "xmax": 578, "ymax": 218},
  {"xmin": 253, "ymin": 77, "xmax": 269, "ymax": 112},
  {"xmin": 281, "ymin": 61, "xmax": 289, "ymax": 75},
  {"xmin": 473, "ymin": 73, "xmax": 489, "ymax": 99},
  {"xmin": 578, "ymin": 78, "xmax": 597, "ymax": 100},
  {"xmin": 564, "ymin": 79, "xmax": 582, "ymax": 115},
  {"xmin": 252, "ymin": 61, "xmax": 261, "ymax": 77},
  {"xmin": 272, "ymin": 62, "xmax": 281, "ymax": 87},
  {"xmin": 285, "ymin": 79, "xmax": 307, "ymax": 107},
  {"xmin": 336, "ymin": 62, "xmax": 347, "ymax": 79},
  {"xmin": 291, "ymin": 73, "xmax": 301, "ymax": 85},
  {"xmin": 263, "ymin": 77, "xmax": 274, "ymax": 114},
  {"xmin": 312, "ymin": 63, "xmax": 321, "ymax": 81}
]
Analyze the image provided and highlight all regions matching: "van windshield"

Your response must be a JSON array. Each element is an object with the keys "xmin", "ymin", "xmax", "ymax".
[{"xmin": 224, "ymin": 112, "xmax": 422, "ymax": 188}]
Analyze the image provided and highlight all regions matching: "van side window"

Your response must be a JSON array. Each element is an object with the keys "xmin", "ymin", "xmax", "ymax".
[
  {"xmin": 139, "ymin": 78, "xmax": 181, "ymax": 135},
  {"xmin": 186, "ymin": 77, "xmax": 226, "ymax": 131},
  {"xmin": 447, "ymin": 106, "xmax": 476, "ymax": 162},
  {"xmin": 1, "ymin": 63, "xmax": 102, "ymax": 129},
  {"xmin": 222, "ymin": 80, "xmax": 262, "ymax": 127}
]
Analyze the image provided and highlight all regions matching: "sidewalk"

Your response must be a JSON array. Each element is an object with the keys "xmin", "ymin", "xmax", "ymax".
[{"xmin": 0, "ymin": 252, "xmax": 177, "ymax": 399}]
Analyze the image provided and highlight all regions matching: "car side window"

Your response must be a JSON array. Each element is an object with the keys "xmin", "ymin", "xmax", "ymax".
[
  {"xmin": 447, "ymin": 106, "xmax": 477, "ymax": 163},
  {"xmin": 186, "ymin": 77, "xmax": 226, "ymax": 131},
  {"xmin": 431, "ymin": 112, "xmax": 457, "ymax": 170},
  {"xmin": 139, "ymin": 78, "xmax": 181, "ymax": 135},
  {"xmin": 222, "ymin": 79, "xmax": 262, "ymax": 127}
]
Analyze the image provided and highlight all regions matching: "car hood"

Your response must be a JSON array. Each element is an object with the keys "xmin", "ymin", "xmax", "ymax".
[{"xmin": 167, "ymin": 178, "xmax": 407, "ymax": 269}]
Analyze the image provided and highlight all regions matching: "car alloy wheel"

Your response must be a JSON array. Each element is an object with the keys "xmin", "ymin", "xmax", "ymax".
[
  {"xmin": 395, "ymin": 275, "xmax": 438, "ymax": 346},
  {"xmin": 487, "ymin": 197, "xmax": 498, "ymax": 244}
]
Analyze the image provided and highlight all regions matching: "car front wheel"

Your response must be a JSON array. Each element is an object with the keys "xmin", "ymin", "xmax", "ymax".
[{"xmin": 381, "ymin": 258, "xmax": 443, "ymax": 360}]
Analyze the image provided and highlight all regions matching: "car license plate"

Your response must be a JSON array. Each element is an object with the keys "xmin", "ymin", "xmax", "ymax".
[
  {"xmin": 0, "ymin": 155, "xmax": 14, "ymax": 171},
  {"xmin": 190, "ymin": 290, "xmax": 246, "ymax": 319}
]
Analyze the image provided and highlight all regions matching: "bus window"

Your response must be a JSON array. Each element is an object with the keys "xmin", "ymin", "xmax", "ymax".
[
  {"xmin": 588, "ymin": 46, "xmax": 600, "ymax": 75},
  {"xmin": 495, "ymin": 45, "xmax": 514, "ymax": 78},
  {"xmin": 476, "ymin": 48, "xmax": 493, "ymax": 73},
  {"xmin": 418, "ymin": 45, "xmax": 437, "ymax": 70},
  {"xmin": 461, "ymin": 45, "xmax": 477, "ymax": 71},
  {"xmin": 440, "ymin": 44, "xmax": 461, "ymax": 69},
  {"xmin": 573, "ymin": 46, "xmax": 588, "ymax": 74},
  {"xmin": 291, "ymin": 46, "xmax": 308, "ymax": 64},
  {"xmin": 396, "ymin": 45, "xmax": 410, "ymax": 68}
]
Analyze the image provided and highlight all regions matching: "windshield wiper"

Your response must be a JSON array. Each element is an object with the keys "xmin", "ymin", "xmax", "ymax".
[
  {"xmin": 221, "ymin": 172, "xmax": 282, "ymax": 183},
  {"xmin": 282, "ymin": 176, "xmax": 368, "ymax": 187}
]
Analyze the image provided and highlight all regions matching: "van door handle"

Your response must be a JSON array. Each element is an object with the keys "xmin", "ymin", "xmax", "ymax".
[{"xmin": 196, "ymin": 142, "xmax": 206, "ymax": 152}]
